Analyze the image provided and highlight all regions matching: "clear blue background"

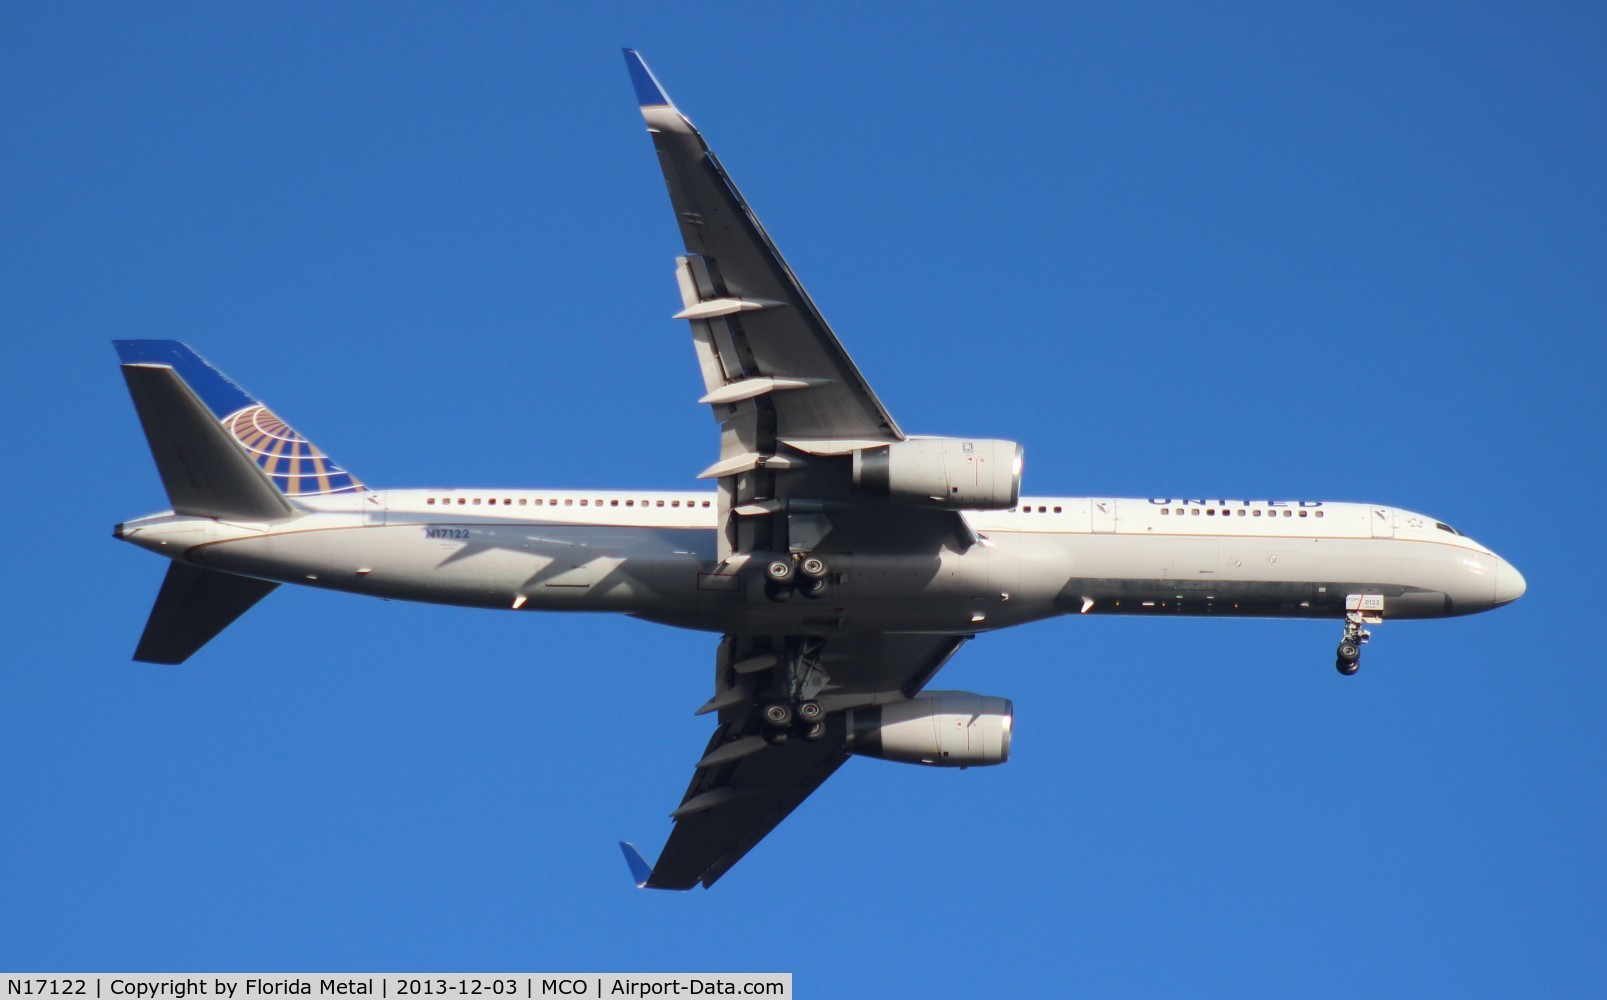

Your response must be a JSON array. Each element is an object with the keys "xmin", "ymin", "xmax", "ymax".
[{"xmin": 4, "ymin": 3, "xmax": 1602, "ymax": 995}]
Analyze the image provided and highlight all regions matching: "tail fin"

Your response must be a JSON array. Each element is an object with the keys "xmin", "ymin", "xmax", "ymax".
[
  {"xmin": 114, "ymin": 340, "xmax": 365, "ymax": 517},
  {"xmin": 133, "ymin": 562, "xmax": 279, "ymax": 664}
]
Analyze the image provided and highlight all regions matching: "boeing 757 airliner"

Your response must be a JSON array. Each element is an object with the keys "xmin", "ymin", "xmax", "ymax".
[{"xmin": 112, "ymin": 51, "xmax": 1525, "ymax": 890}]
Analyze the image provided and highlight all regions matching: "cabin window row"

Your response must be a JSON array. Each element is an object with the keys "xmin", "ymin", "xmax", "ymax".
[
  {"xmin": 424, "ymin": 497, "xmax": 712, "ymax": 509},
  {"xmin": 1159, "ymin": 508, "xmax": 1323, "ymax": 519}
]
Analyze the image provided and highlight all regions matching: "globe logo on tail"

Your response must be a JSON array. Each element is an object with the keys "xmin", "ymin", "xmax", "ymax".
[{"xmin": 223, "ymin": 405, "xmax": 364, "ymax": 497}]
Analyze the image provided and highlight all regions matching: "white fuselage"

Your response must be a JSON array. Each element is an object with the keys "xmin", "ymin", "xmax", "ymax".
[{"xmin": 116, "ymin": 490, "xmax": 1525, "ymax": 637}]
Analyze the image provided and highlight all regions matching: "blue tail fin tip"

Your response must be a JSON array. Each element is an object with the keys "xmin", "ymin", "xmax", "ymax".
[
  {"xmin": 113, "ymin": 340, "xmax": 257, "ymax": 422},
  {"xmin": 622, "ymin": 49, "xmax": 672, "ymax": 109},
  {"xmin": 619, "ymin": 841, "xmax": 654, "ymax": 888}
]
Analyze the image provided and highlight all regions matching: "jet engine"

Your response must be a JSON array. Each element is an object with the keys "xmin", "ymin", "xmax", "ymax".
[
  {"xmin": 852, "ymin": 438, "xmax": 1023, "ymax": 510},
  {"xmin": 845, "ymin": 691, "xmax": 1013, "ymax": 767}
]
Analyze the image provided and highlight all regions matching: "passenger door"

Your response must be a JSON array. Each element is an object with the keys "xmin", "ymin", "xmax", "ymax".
[
  {"xmin": 362, "ymin": 491, "xmax": 386, "ymax": 526},
  {"xmin": 1369, "ymin": 506, "xmax": 1394, "ymax": 538},
  {"xmin": 1090, "ymin": 498, "xmax": 1117, "ymax": 533}
]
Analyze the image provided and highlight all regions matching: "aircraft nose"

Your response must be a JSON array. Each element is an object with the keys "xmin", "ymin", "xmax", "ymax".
[{"xmin": 1494, "ymin": 558, "xmax": 1527, "ymax": 605}]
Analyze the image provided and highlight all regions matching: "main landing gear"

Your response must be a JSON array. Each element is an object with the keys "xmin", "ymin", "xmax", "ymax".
[
  {"xmin": 1335, "ymin": 594, "xmax": 1384, "ymax": 675},
  {"xmin": 759, "ymin": 638, "xmax": 831, "ymax": 744},
  {"xmin": 763, "ymin": 553, "xmax": 830, "ymax": 602},
  {"xmin": 761, "ymin": 699, "xmax": 827, "ymax": 744}
]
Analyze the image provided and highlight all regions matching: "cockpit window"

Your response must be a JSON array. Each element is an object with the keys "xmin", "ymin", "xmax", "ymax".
[{"xmin": 1435, "ymin": 522, "xmax": 1461, "ymax": 536}]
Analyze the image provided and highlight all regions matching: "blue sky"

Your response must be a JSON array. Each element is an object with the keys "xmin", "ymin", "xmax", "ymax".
[{"xmin": 4, "ymin": 2, "xmax": 1604, "ymax": 994}]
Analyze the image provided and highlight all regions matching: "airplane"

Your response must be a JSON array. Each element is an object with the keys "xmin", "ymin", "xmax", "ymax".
[{"xmin": 111, "ymin": 50, "xmax": 1526, "ymax": 890}]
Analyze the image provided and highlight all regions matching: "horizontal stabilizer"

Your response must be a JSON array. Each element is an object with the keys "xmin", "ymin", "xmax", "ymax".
[
  {"xmin": 121, "ymin": 364, "xmax": 294, "ymax": 521},
  {"xmin": 134, "ymin": 562, "xmax": 279, "ymax": 664}
]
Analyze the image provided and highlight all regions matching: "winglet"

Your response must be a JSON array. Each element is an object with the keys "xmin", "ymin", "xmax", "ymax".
[
  {"xmin": 619, "ymin": 841, "xmax": 654, "ymax": 888},
  {"xmin": 622, "ymin": 49, "xmax": 672, "ymax": 109},
  {"xmin": 622, "ymin": 50, "xmax": 695, "ymax": 136}
]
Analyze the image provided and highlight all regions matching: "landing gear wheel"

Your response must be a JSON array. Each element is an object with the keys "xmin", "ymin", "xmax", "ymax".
[
  {"xmin": 798, "ymin": 576, "xmax": 827, "ymax": 599},
  {"xmin": 1335, "ymin": 640, "xmax": 1361, "ymax": 675},
  {"xmin": 799, "ymin": 556, "xmax": 828, "ymax": 579},
  {"xmin": 762, "ymin": 702, "xmax": 794, "ymax": 729},
  {"xmin": 764, "ymin": 580, "xmax": 793, "ymax": 603},
  {"xmin": 799, "ymin": 721, "xmax": 827, "ymax": 742},
  {"xmin": 765, "ymin": 558, "xmax": 795, "ymax": 582},
  {"xmin": 796, "ymin": 700, "xmax": 824, "ymax": 722},
  {"xmin": 763, "ymin": 728, "xmax": 790, "ymax": 746}
]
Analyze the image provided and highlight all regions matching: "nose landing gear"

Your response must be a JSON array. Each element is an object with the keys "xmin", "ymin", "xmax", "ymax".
[{"xmin": 1335, "ymin": 594, "xmax": 1384, "ymax": 675}]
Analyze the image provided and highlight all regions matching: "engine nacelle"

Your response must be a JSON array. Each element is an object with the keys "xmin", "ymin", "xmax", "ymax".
[
  {"xmin": 845, "ymin": 691, "xmax": 1013, "ymax": 767},
  {"xmin": 852, "ymin": 438, "xmax": 1023, "ymax": 510}
]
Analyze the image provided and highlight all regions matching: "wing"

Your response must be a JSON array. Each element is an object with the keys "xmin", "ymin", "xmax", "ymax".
[
  {"xmin": 625, "ymin": 49, "xmax": 901, "ymax": 446},
  {"xmin": 629, "ymin": 632, "xmax": 970, "ymax": 890},
  {"xmin": 624, "ymin": 50, "xmax": 975, "ymax": 565}
]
